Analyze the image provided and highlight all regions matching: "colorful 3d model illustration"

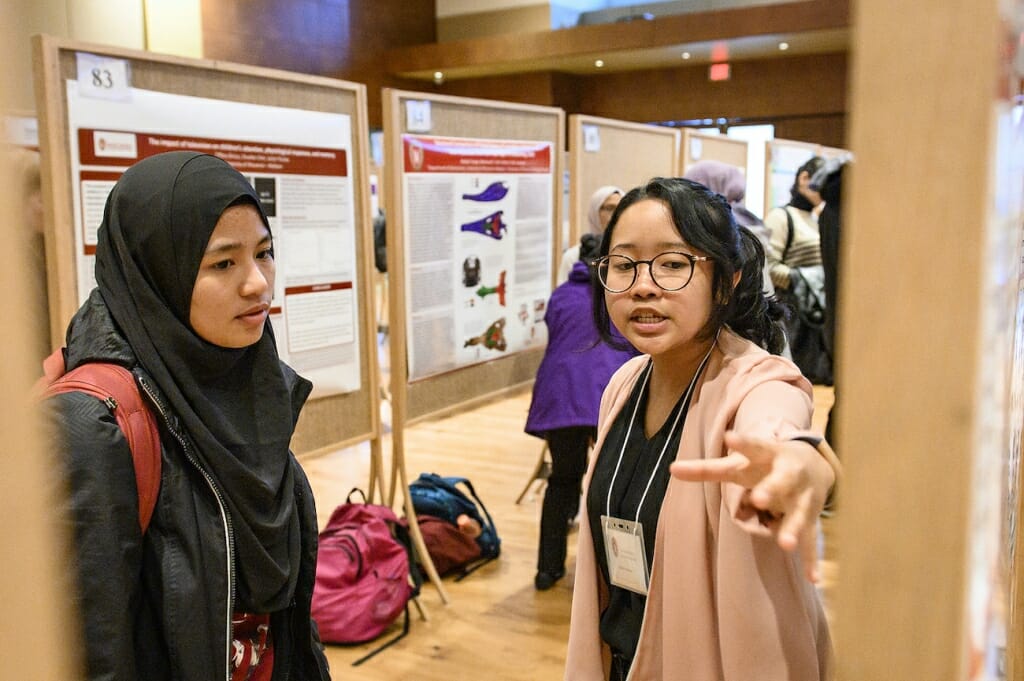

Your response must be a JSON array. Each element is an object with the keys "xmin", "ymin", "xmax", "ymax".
[
  {"xmin": 463, "ymin": 256, "xmax": 482, "ymax": 286},
  {"xmin": 462, "ymin": 181, "xmax": 509, "ymax": 202},
  {"xmin": 463, "ymin": 317, "xmax": 507, "ymax": 351},
  {"xmin": 460, "ymin": 211, "xmax": 506, "ymax": 240},
  {"xmin": 475, "ymin": 270, "xmax": 507, "ymax": 306}
]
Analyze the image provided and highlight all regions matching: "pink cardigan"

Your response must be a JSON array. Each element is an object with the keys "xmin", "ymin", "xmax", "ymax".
[{"xmin": 565, "ymin": 331, "xmax": 833, "ymax": 680}]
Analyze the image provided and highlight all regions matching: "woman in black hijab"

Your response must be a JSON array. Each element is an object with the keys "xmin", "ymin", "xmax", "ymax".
[{"xmin": 45, "ymin": 151, "xmax": 331, "ymax": 680}]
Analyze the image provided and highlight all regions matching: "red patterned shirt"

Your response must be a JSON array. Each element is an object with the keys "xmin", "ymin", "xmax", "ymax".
[{"xmin": 231, "ymin": 612, "xmax": 273, "ymax": 681}]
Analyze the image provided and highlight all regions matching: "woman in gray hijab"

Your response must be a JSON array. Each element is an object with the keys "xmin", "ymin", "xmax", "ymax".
[{"xmin": 558, "ymin": 185, "xmax": 623, "ymax": 281}]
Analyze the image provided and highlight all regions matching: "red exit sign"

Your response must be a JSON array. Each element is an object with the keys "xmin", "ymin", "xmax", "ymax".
[{"xmin": 709, "ymin": 62, "xmax": 731, "ymax": 81}]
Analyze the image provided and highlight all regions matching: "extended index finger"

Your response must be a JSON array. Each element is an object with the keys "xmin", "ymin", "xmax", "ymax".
[
  {"xmin": 670, "ymin": 452, "xmax": 750, "ymax": 484},
  {"xmin": 723, "ymin": 431, "xmax": 781, "ymax": 466}
]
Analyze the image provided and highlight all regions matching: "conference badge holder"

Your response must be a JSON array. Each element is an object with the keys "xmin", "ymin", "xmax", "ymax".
[{"xmin": 601, "ymin": 515, "xmax": 650, "ymax": 596}]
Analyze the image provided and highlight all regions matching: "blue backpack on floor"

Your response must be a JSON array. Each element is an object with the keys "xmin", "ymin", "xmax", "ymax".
[{"xmin": 409, "ymin": 473, "xmax": 500, "ymax": 563}]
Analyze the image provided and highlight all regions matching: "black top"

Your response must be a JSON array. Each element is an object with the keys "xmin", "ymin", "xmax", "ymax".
[
  {"xmin": 586, "ymin": 361, "xmax": 692, "ymax": 664},
  {"xmin": 49, "ymin": 292, "xmax": 330, "ymax": 679}
]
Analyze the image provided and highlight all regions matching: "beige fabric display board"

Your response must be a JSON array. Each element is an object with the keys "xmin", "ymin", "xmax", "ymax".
[
  {"xmin": 32, "ymin": 35, "xmax": 382, "ymax": 477},
  {"xmin": 680, "ymin": 128, "xmax": 748, "ymax": 175},
  {"xmin": 383, "ymin": 88, "xmax": 564, "ymax": 602},
  {"xmin": 1, "ymin": 11, "xmax": 80, "ymax": 675},
  {"xmin": 837, "ymin": 0, "xmax": 1022, "ymax": 679},
  {"xmin": 568, "ymin": 114, "xmax": 680, "ymax": 252},
  {"xmin": 0, "ymin": 154, "xmax": 81, "ymax": 674},
  {"xmin": 763, "ymin": 137, "xmax": 848, "ymax": 214}
]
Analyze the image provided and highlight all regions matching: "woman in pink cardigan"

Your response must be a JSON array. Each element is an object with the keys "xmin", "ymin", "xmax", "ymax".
[{"xmin": 566, "ymin": 177, "xmax": 838, "ymax": 681}]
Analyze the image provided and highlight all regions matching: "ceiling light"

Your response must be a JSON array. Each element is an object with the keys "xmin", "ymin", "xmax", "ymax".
[
  {"xmin": 433, "ymin": 71, "xmax": 444, "ymax": 84},
  {"xmin": 778, "ymin": 42, "xmax": 790, "ymax": 51},
  {"xmin": 681, "ymin": 51, "xmax": 691, "ymax": 60},
  {"xmin": 594, "ymin": 59, "xmax": 604, "ymax": 68}
]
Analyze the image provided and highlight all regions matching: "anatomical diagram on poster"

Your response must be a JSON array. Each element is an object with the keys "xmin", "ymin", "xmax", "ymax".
[
  {"xmin": 65, "ymin": 82, "xmax": 361, "ymax": 398},
  {"xmin": 401, "ymin": 134, "xmax": 554, "ymax": 381}
]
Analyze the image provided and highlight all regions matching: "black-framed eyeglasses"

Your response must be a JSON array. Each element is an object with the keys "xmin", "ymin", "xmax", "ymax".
[{"xmin": 594, "ymin": 252, "xmax": 710, "ymax": 292}]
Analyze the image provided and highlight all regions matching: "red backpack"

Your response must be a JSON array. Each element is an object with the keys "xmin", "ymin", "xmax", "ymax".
[
  {"xmin": 311, "ymin": 489, "xmax": 420, "ymax": 665},
  {"xmin": 415, "ymin": 514, "xmax": 482, "ymax": 577},
  {"xmin": 36, "ymin": 349, "xmax": 162, "ymax": 531}
]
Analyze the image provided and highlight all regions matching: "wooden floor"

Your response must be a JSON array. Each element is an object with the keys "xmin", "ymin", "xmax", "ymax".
[{"xmin": 300, "ymin": 367, "xmax": 836, "ymax": 680}]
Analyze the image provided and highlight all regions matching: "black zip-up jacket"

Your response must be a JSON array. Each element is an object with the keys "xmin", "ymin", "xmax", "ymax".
[{"xmin": 44, "ymin": 296, "xmax": 331, "ymax": 681}]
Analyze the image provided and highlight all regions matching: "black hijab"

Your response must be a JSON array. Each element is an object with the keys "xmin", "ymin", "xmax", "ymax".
[{"xmin": 94, "ymin": 151, "xmax": 309, "ymax": 612}]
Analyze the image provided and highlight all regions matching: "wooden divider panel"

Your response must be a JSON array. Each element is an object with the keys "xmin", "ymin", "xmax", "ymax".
[
  {"xmin": 680, "ymin": 128, "xmax": 747, "ymax": 173},
  {"xmin": 382, "ymin": 89, "xmax": 564, "ymax": 601},
  {"xmin": 568, "ymin": 115, "xmax": 679, "ymax": 250},
  {"xmin": 836, "ymin": 1, "xmax": 1018, "ymax": 679}
]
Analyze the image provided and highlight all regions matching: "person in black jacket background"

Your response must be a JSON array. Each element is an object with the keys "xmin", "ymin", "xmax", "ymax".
[
  {"xmin": 812, "ymin": 157, "xmax": 849, "ymax": 446},
  {"xmin": 44, "ymin": 151, "xmax": 331, "ymax": 681}
]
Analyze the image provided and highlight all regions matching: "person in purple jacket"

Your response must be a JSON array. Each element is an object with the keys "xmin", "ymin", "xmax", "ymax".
[{"xmin": 526, "ymin": 235, "xmax": 636, "ymax": 590}]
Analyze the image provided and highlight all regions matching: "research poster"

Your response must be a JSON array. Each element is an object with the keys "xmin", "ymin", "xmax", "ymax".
[
  {"xmin": 401, "ymin": 134, "xmax": 554, "ymax": 381},
  {"xmin": 66, "ymin": 81, "xmax": 360, "ymax": 397}
]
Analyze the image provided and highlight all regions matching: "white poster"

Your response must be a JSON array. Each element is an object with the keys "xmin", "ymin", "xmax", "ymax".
[
  {"xmin": 965, "ymin": 101, "xmax": 1023, "ymax": 681},
  {"xmin": 66, "ymin": 82, "xmax": 361, "ymax": 398},
  {"xmin": 400, "ymin": 134, "xmax": 554, "ymax": 381}
]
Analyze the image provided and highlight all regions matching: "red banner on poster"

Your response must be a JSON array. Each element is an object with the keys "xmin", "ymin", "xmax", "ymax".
[
  {"xmin": 77, "ymin": 128, "xmax": 347, "ymax": 176},
  {"xmin": 403, "ymin": 134, "xmax": 551, "ymax": 174}
]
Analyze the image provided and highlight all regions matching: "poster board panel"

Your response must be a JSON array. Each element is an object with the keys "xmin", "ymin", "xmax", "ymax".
[
  {"xmin": 680, "ymin": 129, "xmax": 748, "ymax": 173},
  {"xmin": 382, "ymin": 89, "xmax": 563, "ymax": 600},
  {"xmin": 33, "ymin": 35, "xmax": 379, "ymax": 455},
  {"xmin": 836, "ymin": 0, "xmax": 1007, "ymax": 677},
  {"xmin": 384, "ymin": 89, "xmax": 564, "ymax": 423},
  {"xmin": 569, "ymin": 115, "xmax": 679, "ymax": 254}
]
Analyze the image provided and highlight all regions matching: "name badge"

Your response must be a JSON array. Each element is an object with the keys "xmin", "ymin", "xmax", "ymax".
[{"xmin": 601, "ymin": 515, "xmax": 649, "ymax": 596}]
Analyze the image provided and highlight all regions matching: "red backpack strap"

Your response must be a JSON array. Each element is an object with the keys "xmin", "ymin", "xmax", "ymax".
[
  {"xmin": 32, "ymin": 348, "xmax": 68, "ymax": 398},
  {"xmin": 40, "ymin": 356, "xmax": 162, "ymax": 532}
]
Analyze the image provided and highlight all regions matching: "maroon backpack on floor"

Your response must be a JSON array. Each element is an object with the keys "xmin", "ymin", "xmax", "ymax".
[
  {"xmin": 416, "ymin": 514, "xmax": 482, "ymax": 577},
  {"xmin": 311, "ymin": 489, "xmax": 419, "ymax": 665}
]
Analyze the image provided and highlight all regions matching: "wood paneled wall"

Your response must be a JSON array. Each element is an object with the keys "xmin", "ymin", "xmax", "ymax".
[
  {"xmin": 200, "ymin": 1, "xmax": 846, "ymax": 146},
  {"xmin": 200, "ymin": 0, "xmax": 436, "ymax": 126},
  {"xmin": 433, "ymin": 72, "xmax": 560, "ymax": 107},
  {"xmin": 772, "ymin": 114, "xmax": 846, "ymax": 149},
  {"xmin": 431, "ymin": 54, "xmax": 847, "ymax": 148},
  {"xmin": 437, "ymin": 3, "xmax": 551, "ymax": 42},
  {"xmin": 570, "ymin": 53, "xmax": 848, "ymax": 147}
]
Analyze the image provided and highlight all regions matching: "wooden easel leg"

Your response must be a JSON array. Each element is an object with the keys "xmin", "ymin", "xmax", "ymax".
[
  {"xmin": 515, "ymin": 442, "xmax": 550, "ymax": 504},
  {"xmin": 392, "ymin": 430, "xmax": 449, "ymax": 603},
  {"xmin": 368, "ymin": 437, "xmax": 385, "ymax": 504},
  {"xmin": 401, "ymin": 486, "xmax": 450, "ymax": 604}
]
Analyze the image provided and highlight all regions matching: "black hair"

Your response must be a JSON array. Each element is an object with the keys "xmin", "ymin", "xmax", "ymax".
[
  {"xmin": 578, "ymin": 232, "xmax": 602, "ymax": 262},
  {"xmin": 591, "ymin": 176, "xmax": 787, "ymax": 354},
  {"xmin": 789, "ymin": 156, "xmax": 826, "ymax": 205}
]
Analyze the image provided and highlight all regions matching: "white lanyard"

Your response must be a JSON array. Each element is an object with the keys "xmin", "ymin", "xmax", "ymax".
[{"xmin": 603, "ymin": 340, "xmax": 716, "ymax": 523}]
